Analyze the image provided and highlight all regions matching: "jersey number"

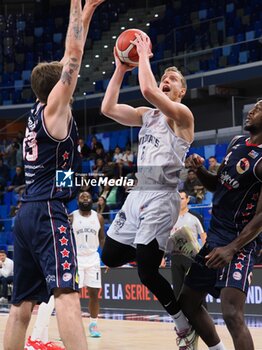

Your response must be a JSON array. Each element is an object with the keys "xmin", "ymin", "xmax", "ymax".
[{"xmin": 23, "ymin": 128, "xmax": 38, "ymax": 162}]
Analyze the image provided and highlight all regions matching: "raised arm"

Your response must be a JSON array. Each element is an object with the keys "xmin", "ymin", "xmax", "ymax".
[
  {"xmin": 45, "ymin": 0, "xmax": 104, "ymax": 140},
  {"xmin": 101, "ymin": 48, "xmax": 149, "ymax": 126},
  {"xmin": 134, "ymin": 33, "xmax": 194, "ymax": 143},
  {"xmin": 82, "ymin": 0, "xmax": 105, "ymax": 49}
]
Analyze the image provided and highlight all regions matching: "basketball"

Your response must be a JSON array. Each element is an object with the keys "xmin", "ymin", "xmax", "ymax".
[{"xmin": 115, "ymin": 28, "xmax": 151, "ymax": 66}]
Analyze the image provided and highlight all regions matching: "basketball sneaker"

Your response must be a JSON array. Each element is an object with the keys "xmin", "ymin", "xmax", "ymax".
[
  {"xmin": 176, "ymin": 327, "xmax": 199, "ymax": 350},
  {"xmin": 45, "ymin": 341, "xmax": 65, "ymax": 349},
  {"xmin": 89, "ymin": 322, "xmax": 101, "ymax": 337},
  {"xmin": 24, "ymin": 336, "xmax": 47, "ymax": 350},
  {"xmin": 167, "ymin": 226, "xmax": 201, "ymax": 259}
]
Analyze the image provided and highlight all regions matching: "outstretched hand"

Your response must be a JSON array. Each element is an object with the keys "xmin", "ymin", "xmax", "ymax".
[
  {"xmin": 205, "ymin": 245, "xmax": 236, "ymax": 269},
  {"xmin": 131, "ymin": 32, "xmax": 153, "ymax": 59},
  {"xmin": 185, "ymin": 153, "xmax": 205, "ymax": 170}
]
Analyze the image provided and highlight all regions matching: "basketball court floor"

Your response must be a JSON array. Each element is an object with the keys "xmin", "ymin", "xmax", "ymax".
[{"xmin": 0, "ymin": 306, "xmax": 261, "ymax": 349}]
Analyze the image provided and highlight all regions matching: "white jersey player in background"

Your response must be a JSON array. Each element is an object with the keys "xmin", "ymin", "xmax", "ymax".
[
  {"xmin": 101, "ymin": 32, "xmax": 198, "ymax": 349},
  {"xmin": 70, "ymin": 191, "xmax": 105, "ymax": 337}
]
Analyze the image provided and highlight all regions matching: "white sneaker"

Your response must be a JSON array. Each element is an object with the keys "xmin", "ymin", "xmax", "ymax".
[{"xmin": 176, "ymin": 327, "xmax": 199, "ymax": 350}]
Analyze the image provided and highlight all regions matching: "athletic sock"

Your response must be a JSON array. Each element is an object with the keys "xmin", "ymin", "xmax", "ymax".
[
  {"xmin": 171, "ymin": 310, "xmax": 190, "ymax": 333},
  {"xmin": 31, "ymin": 296, "xmax": 55, "ymax": 343},
  {"xmin": 209, "ymin": 341, "xmax": 226, "ymax": 350},
  {"xmin": 90, "ymin": 317, "xmax": 98, "ymax": 325}
]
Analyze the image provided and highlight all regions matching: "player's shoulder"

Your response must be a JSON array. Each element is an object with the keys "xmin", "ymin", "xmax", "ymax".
[{"xmin": 227, "ymin": 135, "xmax": 247, "ymax": 152}]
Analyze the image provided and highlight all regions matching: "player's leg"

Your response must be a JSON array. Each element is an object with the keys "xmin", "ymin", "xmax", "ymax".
[
  {"xmin": 101, "ymin": 235, "xmax": 136, "ymax": 266},
  {"xmin": 4, "ymin": 301, "xmax": 36, "ymax": 350},
  {"xmin": 137, "ymin": 239, "xmax": 179, "ymax": 313},
  {"xmin": 87, "ymin": 287, "xmax": 101, "ymax": 337},
  {"xmin": 171, "ymin": 254, "xmax": 192, "ymax": 299},
  {"xmin": 101, "ymin": 193, "xmax": 137, "ymax": 267},
  {"xmin": 181, "ymin": 246, "xmax": 226, "ymax": 349},
  {"xmin": 221, "ymin": 288, "xmax": 254, "ymax": 349},
  {"xmin": 41, "ymin": 201, "xmax": 87, "ymax": 349},
  {"xmin": 4, "ymin": 202, "xmax": 48, "ymax": 350},
  {"xmin": 30, "ymin": 296, "xmax": 55, "ymax": 343},
  {"xmin": 179, "ymin": 285, "xmax": 224, "ymax": 348},
  {"xmin": 217, "ymin": 246, "xmax": 255, "ymax": 350},
  {"xmin": 54, "ymin": 288, "xmax": 87, "ymax": 349},
  {"xmin": 83, "ymin": 260, "xmax": 102, "ymax": 337}
]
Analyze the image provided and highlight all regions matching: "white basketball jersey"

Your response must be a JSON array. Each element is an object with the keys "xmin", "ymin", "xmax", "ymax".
[
  {"xmin": 72, "ymin": 210, "xmax": 101, "ymax": 257},
  {"xmin": 136, "ymin": 109, "xmax": 191, "ymax": 186}
]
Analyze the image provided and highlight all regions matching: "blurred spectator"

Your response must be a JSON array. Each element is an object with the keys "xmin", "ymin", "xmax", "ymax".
[
  {"xmin": 99, "ymin": 178, "xmax": 125, "ymax": 210},
  {"xmin": 102, "ymin": 155, "xmax": 116, "ymax": 179},
  {"xmin": 0, "ymin": 157, "xmax": 10, "ymax": 193},
  {"xmin": 121, "ymin": 146, "xmax": 134, "ymax": 165},
  {"xmin": 17, "ymin": 131, "xmax": 24, "ymax": 145},
  {"xmin": 119, "ymin": 147, "xmax": 134, "ymax": 176},
  {"xmin": 90, "ymin": 136, "xmax": 104, "ymax": 158},
  {"xmin": 7, "ymin": 166, "xmax": 25, "ymax": 193},
  {"xmin": 183, "ymin": 169, "xmax": 205, "ymax": 203},
  {"xmin": 112, "ymin": 146, "xmax": 123, "ymax": 163},
  {"xmin": 106, "ymin": 184, "xmax": 125, "ymax": 210},
  {"xmin": 92, "ymin": 158, "xmax": 105, "ymax": 177},
  {"xmin": 16, "ymin": 141, "xmax": 23, "ymax": 168},
  {"xmin": 99, "ymin": 184, "xmax": 111, "ymax": 199},
  {"xmin": 78, "ymin": 138, "xmax": 90, "ymax": 159},
  {"xmin": 208, "ymin": 156, "xmax": 220, "ymax": 174},
  {"xmin": 3, "ymin": 139, "xmax": 19, "ymax": 169},
  {"xmin": 96, "ymin": 196, "xmax": 110, "ymax": 222},
  {"xmin": 0, "ymin": 250, "xmax": 14, "ymax": 304},
  {"xmin": 94, "ymin": 146, "xmax": 106, "ymax": 162}
]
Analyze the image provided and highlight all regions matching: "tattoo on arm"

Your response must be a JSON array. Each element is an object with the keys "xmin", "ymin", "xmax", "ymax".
[
  {"xmin": 72, "ymin": 5, "xmax": 82, "ymax": 40},
  {"xmin": 60, "ymin": 57, "xmax": 79, "ymax": 86}
]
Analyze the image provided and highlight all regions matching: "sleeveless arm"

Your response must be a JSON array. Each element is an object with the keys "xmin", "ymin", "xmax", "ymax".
[{"xmin": 98, "ymin": 213, "xmax": 105, "ymax": 249}]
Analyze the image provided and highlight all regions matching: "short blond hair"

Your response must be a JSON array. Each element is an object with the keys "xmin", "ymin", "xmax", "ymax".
[
  {"xmin": 31, "ymin": 61, "xmax": 63, "ymax": 103},
  {"xmin": 163, "ymin": 66, "xmax": 187, "ymax": 89}
]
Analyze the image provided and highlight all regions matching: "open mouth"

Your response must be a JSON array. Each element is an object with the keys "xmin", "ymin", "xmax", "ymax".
[{"xmin": 162, "ymin": 85, "xmax": 170, "ymax": 92}]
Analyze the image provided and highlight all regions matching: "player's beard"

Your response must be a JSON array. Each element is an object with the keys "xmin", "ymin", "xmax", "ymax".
[{"xmin": 79, "ymin": 202, "xmax": 92, "ymax": 212}]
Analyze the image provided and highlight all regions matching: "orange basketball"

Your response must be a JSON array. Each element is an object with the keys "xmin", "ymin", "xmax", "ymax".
[{"xmin": 115, "ymin": 28, "xmax": 152, "ymax": 66}]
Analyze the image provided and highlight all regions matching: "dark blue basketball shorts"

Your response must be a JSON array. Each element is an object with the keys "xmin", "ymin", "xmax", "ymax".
[
  {"xmin": 185, "ymin": 243, "xmax": 255, "ymax": 297},
  {"xmin": 12, "ymin": 200, "xmax": 79, "ymax": 304}
]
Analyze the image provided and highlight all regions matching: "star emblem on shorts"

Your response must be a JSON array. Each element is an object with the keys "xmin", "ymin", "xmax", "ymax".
[
  {"xmin": 235, "ymin": 262, "xmax": 244, "ymax": 271},
  {"xmin": 241, "ymin": 212, "xmax": 250, "ymax": 217},
  {"xmin": 62, "ymin": 260, "xmax": 71, "ymax": 270},
  {"xmin": 62, "ymin": 151, "xmax": 70, "ymax": 160},
  {"xmin": 60, "ymin": 248, "xmax": 70, "ymax": 258},
  {"xmin": 246, "ymin": 203, "xmax": 254, "ymax": 210},
  {"xmin": 238, "ymin": 253, "xmax": 246, "ymax": 261},
  {"xmin": 59, "ymin": 236, "xmax": 68, "ymax": 245},
  {"xmin": 58, "ymin": 225, "xmax": 67, "ymax": 234}
]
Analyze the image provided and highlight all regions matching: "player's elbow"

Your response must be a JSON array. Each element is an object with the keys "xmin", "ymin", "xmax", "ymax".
[
  {"xmin": 101, "ymin": 102, "xmax": 110, "ymax": 117},
  {"xmin": 101, "ymin": 101, "xmax": 115, "ymax": 118}
]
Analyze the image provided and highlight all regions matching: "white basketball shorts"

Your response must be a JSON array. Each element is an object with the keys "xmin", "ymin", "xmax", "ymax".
[
  {"xmin": 107, "ymin": 189, "xmax": 181, "ymax": 251},
  {"xmin": 77, "ymin": 252, "xmax": 102, "ymax": 289}
]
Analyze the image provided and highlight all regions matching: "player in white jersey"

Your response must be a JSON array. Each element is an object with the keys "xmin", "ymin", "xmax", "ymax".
[
  {"xmin": 70, "ymin": 191, "xmax": 105, "ymax": 338},
  {"xmin": 101, "ymin": 32, "xmax": 197, "ymax": 349}
]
